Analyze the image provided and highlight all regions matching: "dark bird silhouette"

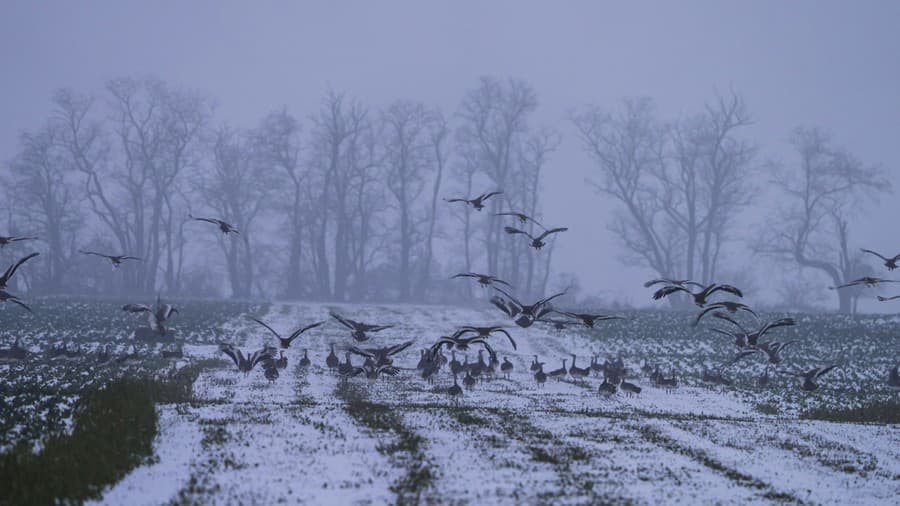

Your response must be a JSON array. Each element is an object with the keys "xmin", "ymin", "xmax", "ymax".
[
  {"xmin": 0, "ymin": 236, "xmax": 38, "ymax": 248},
  {"xmin": 757, "ymin": 340, "xmax": 797, "ymax": 365},
  {"xmin": 123, "ymin": 296, "xmax": 178, "ymax": 337},
  {"xmin": 444, "ymin": 191, "xmax": 502, "ymax": 211},
  {"xmin": 326, "ymin": 344, "xmax": 339, "ymax": 372},
  {"xmin": 860, "ymin": 248, "xmax": 900, "ymax": 271},
  {"xmin": 503, "ymin": 226, "xmax": 568, "ymax": 250},
  {"xmin": 248, "ymin": 316, "xmax": 325, "ymax": 349},
  {"xmin": 652, "ymin": 282, "xmax": 743, "ymax": 306},
  {"xmin": 219, "ymin": 343, "xmax": 274, "ymax": 374},
  {"xmin": 692, "ymin": 302, "xmax": 756, "ymax": 326},
  {"xmin": 299, "ymin": 349, "xmax": 311, "ymax": 368},
  {"xmin": 556, "ymin": 311, "xmax": 625, "ymax": 328},
  {"xmin": 494, "ymin": 211, "xmax": 543, "ymax": 228},
  {"xmin": 548, "ymin": 359, "xmax": 568, "ymax": 381},
  {"xmin": 598, "ymin": 378, "xmax": 617, "ymax": 397},
  {"xmin": 779, "ymin": 365, "xmax": 838, "ymax": 392},
  {"xmin": 0, "ymin": 290, "xmax": 32, "ymax": 313},
  {"xmin": 330, "ymin": 311, "xmax": 394, "ymax": 342},
  {"xmin": 643, "ymin": 278, "xmax": 704, "ymax": 289},
  {"xmin": 877, "ymin": 294, "xmax": 900, "ymax": 302},
  {"xmin": 451, "ymin": 272, "xmax": 511, "ymax": 288},
  {"xmin": 888, "ymin": 365, "xmax": 900, "ymax": 390},
  {"xmin": 348, "ymin": 340, "xmax": 414, "ymax": 367},
  {"xmin": 429, "ymin": 334, "xmax": 496, "ymax": 361},
  {"xmin": 448, "ymin": 374, "xmax": 464, "ymax": 402},
  {"xmin": 0, "ymin": 252, "xmax": 39, "ymax": 290},
  {"xmin": 533, "ymin": 362, "xmax": 547, "ymax": 386},
  {"xmin": 711, "ymin": 313, "xmax": 796, "ymax": 349},
  {"xmin": 80, "ymin": 250, "xmax": 141, "ymax": 268},
  {"xmin": 189, "ymin": 214, "xmax": 239, "ymax": 235},
  {"xmin": 829, "ymin": 277, "xmax": 900, "ymax": 290},
  {"xmin": 347, "ymin": 363, "xmax": 400, "ymax": 382},
  {"xmin": 454, "ymin": 326, "xmax": 517, "ymax": 350},
  {"xmin": 492, "ymin": 287, "xmax": 567, "ymax": 328},
  {"xmin": 500, "ymin": 357, "xmax": 514, "ymax": 379}
]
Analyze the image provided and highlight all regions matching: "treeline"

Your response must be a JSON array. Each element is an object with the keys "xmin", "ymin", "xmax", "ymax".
[{"xmin": 1, "ymin": 76, "xmax": 559, "ymax": 302}]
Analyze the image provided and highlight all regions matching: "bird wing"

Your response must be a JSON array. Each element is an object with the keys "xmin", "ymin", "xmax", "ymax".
[
  {"xmin": 860, "ymin": 248, "xmax": 889, "ymax": 261},
  {"xmin": 7, "ymin": 296, "xmax": 33, "ymax": 313},
  {"xmin": 348, "ymin": 346, "xmax": 376, "ymax": 359},
  {"xmin": 877, "ymin": 294, "xmax": 900, "ymax": 301},
  {"xmin": 363, "ymin": 323, "xmax": 394, "ymax": 333},
  {"xmin": 122, "ymin": 304, "xmax": 152, "ymax": 313},
  {"xmin": 652, "ymin": 285, "xmax": 690, "ymax": 300},
  {"xmin": 385, "ymin": 340, "xmax": 414, "ymax": 356},
  {"xmin": 492, "ymin": 286, "xmax": 524, "ymax": 310},
  {"xmin": 286, "ymin": 321, "xmax": 326, "ymax": 343},
  {"xmin": 482, "ymin": 191, "xmax": 503, "ymax": 201},
  {"xmin": 218, "ymin": 344, "xmax": 242, "ymax": 368},
  {"xmin": 444, "ymin": 198, "xmax": 467, "ymax": 204},
  {"xmin": 79, "ymin": 250, "xmax": 110, "ymax": 259},
  {"xmin": 535, "ymin": 227, "xmax": 568, "ymax": 242},
  {"xmin": 489, "ymin": 295, "xmax": 516, "ymax": 317},
  {"xmin": 248, "ymin": 317, "xmax": 282, "ymax": 340},
  {"xmin": 190, "ymin": 215, "xmax": 219, "ymax": 225},
  {"xmin": 503, "ymin": 226, "xmax": 531, "ymax": 238},
  {"xmin": 536, "ymin": 290, "xmax": 567, "ymax": 308},
  {"xmin": 707, "ymin": 284, "xmax": 744, "ymax": 298},
  {"xmin": 708, "ymin": 327, "xmax": 738, "ymax": 338},
  {"xmin": 451, "ymin": 273, "xmax": 479, "ymax": 280},
  {"xmin": 121, "ymin": 256, "xmax": 142, "ymax": 261},
  {"xmin": 491, "ymin": 277, "xmax": 512, "ymax": 287},
  {"xmin": 728, "ymin": 350, "xmax": 758, "ymax": 366},
  {"xmin": 692, "ymin": 305, "xmax": 721, "ymax": 326},
  {"xmin": 812, "ymin": 364, "xmax": 838, "ymax": 379},
  {"xmin": 1, "ymin": 252, "xmax": 40, "ymax": 287},
  {"xmin": 758, "ymin": 318, "xmax": 796, "ymax": 337},
  {"xmin": 493, "ymin": 328, "xmax": 517, "ymax": 350},
  {"xmin": 329, "ymin": 312, "xmax": 355, "ymax": 330},
  {"xmin": 710, "ymin": 311, "xmax": 748, "ymax": 333},
  {"xmin": 377, "ymin": 365, "xmax": 400, "ymax": 377}
]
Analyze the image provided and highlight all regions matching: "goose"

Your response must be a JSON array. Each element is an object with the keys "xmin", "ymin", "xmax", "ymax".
[
  {"xmin": 0, "ymin": 252, "xmax": 39, "ymax": 290},
  {"xmin": 503, "ymin": 226, "xmax": 568, "ymax": 250},
  {"xmin": 556, "ymin": 311, "xmax": 625, "ymax": 329},
  {"xmin": 0, "ymin": 235, "xmax": 38, "ymax": 248},
  {"xmin": 492, "ymin": 287, "xmax": 567, "ymax": 328},
  {"xmin": 48, "ymin": 343, "xmax": 68, "ymax": 360},
  {"xmin": 263, "ymin": 362, "xmax": 280, "ymax": 383},
  {"xmin": 486, "ymin": 352, "xmax": 499, "ymax": 380},
  {"xmin": 248, "ymin": 316, "xmax": 325, "ymax": 349},
  {"xmin": 429, "ymin": 333, "xmax": 496, "ymax": 360},
  {"xmin": 501, "ymin": 357, "xmax": 514, "ymax": 379},
  {"xmin": 349, "ymin": 340, "xmax": 414, "ymax": 367},
  {"xmin": 888, "ymin": 365, "xmax": 900, "ymax": 390},
  {"xmin": 0, "ymin": 290, "xmax": 32, "ymax": 313},
  {"xmin": 598, "ymin": 378, "xmax": 617, "ymax": 397},
  {"xmin": 96, "ymin": 344, "xmax": 111, "ymax": 364},
  {"xmin": 620, "ymin": 380, "xmax": 642, "ymax": 397},
  {"xmin": 463, "ymin": 370, "xmax": 477, "ymax": 390},
  {"xmin": 779, "ymin": 365, "xmax": 838, "ymax": 392},
  {"xmin": 337, "ymin": 352, "xmax": 355, "ymax": 376},
  {"xmin": 530, "ymin": 355, "xmax": 540, "ymax": 372},
  {"xmin": 123, "ymin": 296, "xmax": 179, "ymax": 337},
  {"xmin": 490, "ymin": 295, "xmax": 519, "ymax": 319},
  {"xmin": 348, "ymin": 363, "xmax": 399, "ymax": 382},
  {"xmin": 161, "ymin": 346, "xmax": 184, "ymax": 360},
  {"xmin": 454, "ymin": 326, "xmax": 517, "ymax": 350},
  {"xmin": 449, "ymin": 351, "xmax": 463, "ymax": 375},
  {"xmin": 473, "ymin": 350, "xmax": 489, "ymax": 381},
  {"xmin": 330, "ymin": 311, "xmax": 394, "ymax": 342},
  {"xmin": 116, "ymin": 345, "xmax": 142, "ymax": 365},
  {"xmin": 711, "ymin": 313, "xmax": 796, "ymax": 349},
  {"xmin": 591, "ymin": 355, "xmax": 605, "ymax": 377},
  {"xmin": 326, "ymin": 344, "xmax": 339, "ymax": 372},
  {"xmin": 643, "ymin": 278, "xmax": 704, "ymax": 289},
  {"xmin": 658, "ymin": 373, "xmax": 678, "ymax": 393},
  {"xmin": 860, "ymin": 248, "xmax": 900, "ymax": 271},
  {"xmin": 569, "ymin": 354, "xmax": 590, "ymax": 383},
  {"xmin": 299, "ymin": 349, "xmax": 311, "ymax": 368},
  {"xmin": 757, "ymin": 366, "xmax": 771, "ymax": 388},
  {"xmin": 548, "ymin": 359, "xmax": 568, "ymax": 381},
  {"xmin": 829, "ymin": 277, "xmax": 900, "ymax": 290},
  {"xmin": 444, "ymin": 191, "xmax": 502, "ymax": 211},
  {"xmin": 421, "ymin": 356, "xmax": 440, "ymax": 384},
  {"xmin": 757, "ymin": 340, "xmax": 797, "ymax": 365},
  {"xmin": 64, "ymin": 344, "xmax": 82, "ymax": 361},
  {"xmin": 451, "ymin": 272, "xmax": 511, "ymax": 288},
  {"xmin": 701, "ymin": 368, "xmax": 733, "ymax": 387},
  {"xmin": 652, "ymin": 282, "xmax": 743, "ymax": 307},
  {"xmin": 189, "ymin": 214, "xmax": 239, "ymax": 235},
  {"xmin": 448, "ymin": 374, "xmax": 464, "ymax": 402},
  {"xmin": 80, "ymin": 250, "xmax": 140, "ymax": 268},
  {"xmin": 219, "ymin": 343, "xmax": 273, "ymax": 374},
  {"xmin": 275, "ymin": 351, "xmax": 288, "ymax": 369},
  {"xmin": 0, "ymin": 337, "xmax": 27, "ymax": 361},
  {"xmin": 692, "ymin": 302, "xmax": 757, "ymax": 326},
  {"xmin": 494, "ymin": 211, "xmax": 544, "ymax": 228}
]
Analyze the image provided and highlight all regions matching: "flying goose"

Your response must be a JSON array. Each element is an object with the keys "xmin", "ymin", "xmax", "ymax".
[
  {"xmin": 779, "ymin": 365, "xmax": 838, "ymax": 392},
  {"xmin": 643, "ymin": 278, "xmax": 704, "ymax": 289},
  {"xmin": 247, "ymin": 316, "xmax": 325, "ymax": 349},
  {"xmin": 652, "ymin": 282, "xmax": 743, "ymax": 306},
  {"xmin": 451, "ymin": 272, "xmax": 511, "ymax": 288},
  {"xmin": 494, "ymin": 211, "xmax": 544, "ymax": 228},
  {"xmin": 348, "ymin": 340, "xmax": 414, "ymax": 367},
  {"xmin": 877, "ymin": 294, "xmax": 900, "ymax": 302},
  {"xmin": 454, "ymin": 326, "xmax": 517, "ymax": 350},
  {"xmin": 444, "ymin": 191, "xmax": 502, "ymax": 211},
  {"xmin": 829, "ymin": 277, "xmax": 900, "ymax": 290},
  {"xmin": 0, "ymin": 235, "xmax": 38, "ymax": 248},
  {"xmin": 757, "ymin": 340, "xmax": 797, "ymax": 365},
  {"xmin": 219, "ymin": 343, "xmax": 274, "ymax": 374},
  {"xmin": 123, "ymin": 296, "xmax": 178, "ymax": 337},
  {"xmin": 503, "ymin": 226, "xmax": 568, "ymax": 250},
  {"xmin": 330, "ymin": 311, "xmax": 394, "ymax": 342},
  {"xmin": 189, "ymin": 214, "xmax": 239, "ymax": 235},
  {"xmin": 429, "ymin": 333, "xmax": 496, "ymax": 361},
  {"xmin": 860, "ymin": 248, "xmax": 900, "ymax": 271},
  {"xmin": 492, "ymin": 287, "xmax": 567, "ymax": 328},
  {"xmin": 0, "ymin": 252, "xmax": 39, "ymax": 289},
  {"xmin": 556, "ymin": 311, "xmax": 625, "ymax": 328},
  {"xmin": 80, "ymin": 250, "xmax": 141, "ymax": 268},
  {"xmin": 0, "ymin": 290, "xmax": 32, "ymax": 313},
  {"xmin": 692, "ymin": 302, "xmax": 757, "ymax": 326},
  {"xmin": 711, "ymin": 313, "xmax": 796, "ymax": 349}
]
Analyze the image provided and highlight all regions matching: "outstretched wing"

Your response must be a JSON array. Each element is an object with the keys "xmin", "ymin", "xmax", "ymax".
[
  {"xmin": 711, "ymin": 311, "xmax": 747, "ymax": 332},
  {"xmin": 492, "ymin": 286, "xmax": 524, "ymax": 310},
  {"xmin": 652, "ymin": 285, "xmax": 691, "ymax": 300},
  {"xmin": 706, "ymin": 284, "xmax": 743, "ymax": 298},
  {"xmin": 536, "ymin": 290, "xmax": 567, "ymax": 308},
  {"xmin": 877, "ymin": 294, "xmax": 900, "ymax": 301},
  {"xmin": 218, "ymin": 344, "xmax": 242, "ymax": 368},
  {"xmin": 285, "ymin": 321, "xmax": 326, "ymax": 344},
  {"xmin": 6, "ymin": 296, "xmax": 33, "ymax": 313},
  {"xmin": 758, "ymin": 318, "xmax": 796, "ymax": 338},
  {"xmin": 329, "ymin": 311, "xmax": 356, "ymax": 330},
  {"xmin": 120, "ymin": 256, "xmax": 142, "ymax": 262},
  {"xmin": 79, "ymin": 250, "xmax": 110, "ymax": 259},
  {"xmin": 348, "ymin": 346, "xmax": 376, "ymax": 359},
  {"xmin": 860, "ymin": 248, "xmax": 889, "ymax": 262},
  {"xmin": 812, "ymin": 364, "xmax": 838, "ymax": 379},
  {"xmin": 451, "ymin": 273, "xmax": 479, "ymax": 280},
  {"xmin": 492, "ymin": 328, "xmax": 517, "ymax": 350},
  {"xmin": 489, "ymin": 295, "xmax": 516, "ymax": 317},
  {"xmin": 248, "ymin": 317, "xmax": 282, "ymax": 340},
  {"xmin": 481, "ymin": 191, "xmax": 503, "ymax": 201},
  {"xmin": 444, "ymin": 198, "xmax": 468, "ymax": 204},
  {"xmin": 1, "ymin": 252, "xmax": 40, "ymax": 287},
  {"xmin": 122, "ymin": 304, "xmax": 152, "ymax": 314},
  {"xmin": 503, "ymin": 226, "xmax": 531, "ymax": 238},
  {"xmin": 385, "ymin": 340, "xmax": 414, "ymax": 356},
  {"xmin": 535, "ymin": 227, "xmax": 568, "ymax": 242}
]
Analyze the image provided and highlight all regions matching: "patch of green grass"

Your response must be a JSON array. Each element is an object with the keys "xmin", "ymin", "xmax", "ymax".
[{"xmin": 800, "ymin": 399, "xmax": 900, "ymax": 424}]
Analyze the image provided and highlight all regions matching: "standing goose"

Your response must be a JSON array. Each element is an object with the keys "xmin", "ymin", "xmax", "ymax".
[
  {"xmin": 548, "ymin": 359, "xmax": 568, "ymax": 381},
  {"xmin": 189, "ymin": 214, "xmax": 239, "ymax": 235},
  {"xmin": 337, "ymin": 352, "xmax": 355, "ymax": 376},
  {"xmin": 620, "ymin": 380, "xmax": 642, "ymax": 397},
  {"xmin": 326, "ymin": 344, "xmax": 339, "ymax": 372},
  {"xmin": 329, "ymin": 311, "xmax": 394, "ymax": 342},
  {"xmin": 449, "ymin": 351, "xmax": 463, "ymax": 375},
  {"xmin": 533, "ymin": 362, "xmax": 547, "ymax": 386},
  {"xmin": 598, "ymin": 378, "xmax": 617, "ymax": 397},
  {"xmin": 248, "ymin": 316, "xmax": 325, "ymax": 349},
  {"xmin": 80, "ymin": 250, "xmax": 141, "ymax": 268},
  {"xmin": 500, "ymin": 357, "xmax": 514, "ymax": 379},
  {"xmin": 569, "ymin": 354, "xmax": 590, "ymax": 383},
  {"xmin": 462, "ymin": 370, "xmax": 477, "ymax": 390},
  {"xmin": 299, "ymin": 349, "xmax": 311, "ymax": 368},
  {"xmin": 503, "ymin": 225, "xmax": 568, "ymax": 250},
  {"xmin": 530, "ymin": 355, "xmax": 540, "ymax": 372},
  {"xmin": 757, "ymin": 366, "xmax": 771, "ymax": 388},
  {"xmin": 96, "ymin": 345, "xmax": 112, "ymax": 364},
  {"xmin": 448, "ymin": 374, "xmax": 464, "ymax": 403},
  {"xmin": 860, "ymin": 248, "xmax": 900, "ymax": 271},
  {"xmin": 779, "ymin": 365, "xmax": 838, "ymax": 392},
  {"xmin": 444, "ymin": 190, "xmax": 503, "ymax": 211}
]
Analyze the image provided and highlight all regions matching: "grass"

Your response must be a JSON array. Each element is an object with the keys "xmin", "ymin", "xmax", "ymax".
[{"xmin": 800, "ymin": 399, "xmax": 900, "ymax": 424}]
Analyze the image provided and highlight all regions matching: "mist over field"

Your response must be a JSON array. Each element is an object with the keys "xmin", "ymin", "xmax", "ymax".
[{"xmin": 1, "ymin": 3, "xmax": 898, "ymax": 505}]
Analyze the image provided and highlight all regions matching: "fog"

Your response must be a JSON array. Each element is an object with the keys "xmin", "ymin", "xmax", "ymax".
[{"xmin": 2, "ymin": 1, "xmax": 898, "ymax": 312}]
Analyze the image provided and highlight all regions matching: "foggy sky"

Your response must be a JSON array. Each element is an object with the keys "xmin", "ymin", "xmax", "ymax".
[{"xmin": 2, "ymin": 1, "xmax": 899, "ymax": 307}]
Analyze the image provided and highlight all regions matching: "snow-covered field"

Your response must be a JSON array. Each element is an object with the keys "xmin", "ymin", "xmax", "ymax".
[{"xmin": 72, "ymin": 302, "xmax": 900, "ymax": 505}]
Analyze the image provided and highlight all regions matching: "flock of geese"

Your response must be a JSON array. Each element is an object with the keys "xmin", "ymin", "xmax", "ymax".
[{"xmin": 2, "ymin": 200, "xmax": 900, "ymax": 400}]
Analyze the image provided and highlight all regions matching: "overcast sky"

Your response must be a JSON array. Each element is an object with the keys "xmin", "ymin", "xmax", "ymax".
[{"xmin": 2, "ymin": 1, "xmax": 898, "ymax": 307}]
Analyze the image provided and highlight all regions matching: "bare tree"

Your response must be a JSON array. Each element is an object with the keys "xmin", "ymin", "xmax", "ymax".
[
  {"xmin": 416, "ymin": 110, "xmax": 449, "ymax": 299},
  {"xmin": 757, "ymin": 127, "xmax": 889, "ymax": 313}
]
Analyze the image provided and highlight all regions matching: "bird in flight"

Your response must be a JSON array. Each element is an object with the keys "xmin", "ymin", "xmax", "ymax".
[
  {"xmin": 444, "ymin": 191, "xmax": 502, "ymax": 211},
  {"xmin": 122, "ymin": 295, "xmax": 179, "ymax": 337},
  {"xmin": 0, "ymin": 252, "xmax": 40, "ymax": 313},
  {"xmin": 189, "ymin": 214, "xmax": 239, "ymax": 235},
  {"xmin": 652, "ymin": 282, "xmax": 743, "ymax": 307},
  {"xmin": 0, "ymin": 235, "xmax": 38, "ymax": 248},
  {"xmin": 80, "ymin": 250, "xmax": 141, "ymax": 268},
  {"xmin": 494, "ymin": 211, "xmax": 543, "ymax": 228},
  {"xmin": 247, "ymin": 316, "xmax": 326, "ymax": 349},
  {"xmin": 451, "ymin": 272, "xmax": 511, "ymax": 288},
  {"xmin": 503, "ymin": 226, "xmax": 568, "ymax": 250},
  {"xmin": 829, "ymin": 277, "xmax": 900, "ymax": 290},
  {"xmin": 860, "ymin": 248, "xmax": 900, "ymax": 271},
  {"xmin": 330, "ymin": 311, "xmax": 394, "ymax": 342}
]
